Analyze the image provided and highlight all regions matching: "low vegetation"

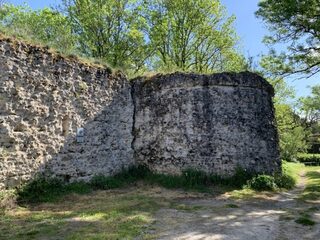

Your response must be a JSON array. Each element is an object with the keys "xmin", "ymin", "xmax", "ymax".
[
  {"xmin": 301, "ymin": 166, "xmax": 320, "ymax": 201},
  {"xmin": 1, "ymin": 162, "xmax": 319, "ymax": 239},
  {"xmin": 16, "ymin": 166, "xmax": 254, "ymax": 204},
  {"xmin": 15, "ymin": 162, "xmax": 302, "ymax": 205},
  {"xmin": 297, "ymin": 153, "xmax": 320, "ymax": 166}
]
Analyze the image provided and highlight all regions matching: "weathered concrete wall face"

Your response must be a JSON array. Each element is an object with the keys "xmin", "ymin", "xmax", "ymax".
[
  {"xmin": 0, "ymin": 38, "xmax": 134, "ymax": 188},
  {"xmin": 132, "ymin": 73, "xmax": 280, "ymax": 176}
]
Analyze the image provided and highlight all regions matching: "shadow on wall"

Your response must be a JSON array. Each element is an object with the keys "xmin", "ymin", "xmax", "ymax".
[
  {"xmin": 1, "ymin": 85, "xmax": 134, "ymax": 189},
  {"xmin": 45, "ymin": 87, "xmax": 134, "ymax": 183},
  {"xmin": 0, "ymin": 38, "xmax": 281, "ymax": 190},
  {"xmin": 0, "ymin": 37, "xmax": 134, "ymax": 189}
]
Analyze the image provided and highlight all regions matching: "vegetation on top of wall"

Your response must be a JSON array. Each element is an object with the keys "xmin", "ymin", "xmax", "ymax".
[
  {"xmin": 0, "ymin": 31, "xmax": 113, "ymax": 72},
  {"xmin": 0, "ymin": 1, "xmax": 248, "ymax": 77}
]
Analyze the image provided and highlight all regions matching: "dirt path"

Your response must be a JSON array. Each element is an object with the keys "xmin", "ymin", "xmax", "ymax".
[{"xmin": 147, "ymin": 172, "xmax": 320, "ymax": 240}]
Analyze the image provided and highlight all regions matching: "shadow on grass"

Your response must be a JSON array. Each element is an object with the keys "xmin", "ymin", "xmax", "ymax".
[
  {"xmin": 16, "ymin": 166, "xmax": 252, "ymax": 205},
  {"xmin": 0, "ymin": 191, "xmax": 165, "ymax": 240},
  {"xmin": 301, "ymin": 171, "xmax": 320, "ymax": 201}
]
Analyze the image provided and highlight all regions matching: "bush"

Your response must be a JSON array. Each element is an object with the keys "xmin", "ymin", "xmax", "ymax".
[
  {"xmin": 297, "ymin": 153, "xmax": 320, "ymax": 165},
  {"xmin": 17, "ymin": 177, "xmax": 91, "ymax": 204},
  {"xmin": 228, "ymin": 167, "xmax": 254, "ymax": 187},
  {"xmin": 247, "ymin": 175, "xmax": 278, "ymax": 191},
  {"xmin": 275, "ymin": 173, "xmax": 296, "ymax": 189}
]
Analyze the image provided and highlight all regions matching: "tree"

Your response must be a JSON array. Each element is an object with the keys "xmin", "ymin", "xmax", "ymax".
[
  {"xmin": 0, "ymin": 4, "xmax": 75, "ymax": 53},
  {"xmin": 61, "ymin": 0, "xmax": 148, "ymax": 71},
  {"xmin": 275, "ymin": 103, "xmax": 309, "ymax": 161},
  {"xmin": 143, "ymin": 0, "xmax": 245, "ymax": 73},
  {"xmin": 259, "ymin": 56, "xmax": 309, "ymax": 161},
  {"xmin": 299, "ymin": 85, "xmax": 320, "ymax": 127},
  {"xmin": 256, "ymin": 0, "xmax": 320, "ymax": 77}
]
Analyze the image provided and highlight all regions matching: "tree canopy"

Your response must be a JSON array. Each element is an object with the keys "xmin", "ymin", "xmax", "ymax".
[
  {"xmin": 143, "ymin": 0, "xmax": 245, "ymax": 72},
  {"xmin": 0, "ymin": 4, "xmax": 75, "ymax": 52},
  {"xmin": 256, "ymin": 0, "xmax": 320, "ymax": 77},
  {"xmin": 0, "ymin": 0, "xmax": 246, "ymax": 75}
]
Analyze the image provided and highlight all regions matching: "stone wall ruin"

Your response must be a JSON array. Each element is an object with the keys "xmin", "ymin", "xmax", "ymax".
[{"xmin": 0, "ymin": 37, "xmax": 280, "ymax": 189}]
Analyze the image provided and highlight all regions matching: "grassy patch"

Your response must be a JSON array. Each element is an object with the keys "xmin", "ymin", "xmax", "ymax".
[
  {"xmin": 228, "ymin": 188, "xmax": 257, "ymax": 199},
  {"xmin": 17, "ymin": 178, "xmax": 92, "ymax": 204},
  {"xmin": 17, "ymin": 166, "xmax": 254, "ymax": 204},
  {"xmin": 295, "ymin": 215, "xmax": 316, "ymax": 226},
  {"xmin": 0, "ymin": 190, "xmax": 166, "ymax": 240},
  {"xmin": 300, "ymin": 166, "xmax": 320, "ymax": 201},
  {"xmin": 281, "ymin": 161, "xmax": 304, "ymax": 183},
  {"xmin": 224, "ymin": 203, "xmax": 239, "ymax": 208}
]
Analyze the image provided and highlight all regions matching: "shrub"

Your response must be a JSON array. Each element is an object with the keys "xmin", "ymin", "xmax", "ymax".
[
  {"xmin": 17, "ymin": 177, "xmax": 91, "ymax": 204},
  {"xmin": 228, "ymin": 167, "xmax": 254, "ymax": 187},
  {"xmin": 275, "ymin": 173, "xmax": 296, "ymax": 189},
  {"xmin": 247, "ymin": 175, "xmax": 278, "ymax": 191},
  {"xmin": 17, "ymin": 177, "xmax": 65, "ymax": 203},
  {"xmin": 297, "ymin": 153, "xmax": 320, "ymax": 165}
]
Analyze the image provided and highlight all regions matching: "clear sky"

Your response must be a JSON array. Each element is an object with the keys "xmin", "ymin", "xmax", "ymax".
[{"xmin": 7, "ymin": 0, "xmax": 320, "ymax": 98}]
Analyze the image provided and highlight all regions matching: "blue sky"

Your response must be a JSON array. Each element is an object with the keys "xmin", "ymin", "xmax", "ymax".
[{"xmin": 7, "ymin": 0, "xmax": 320, "ymax": 97}]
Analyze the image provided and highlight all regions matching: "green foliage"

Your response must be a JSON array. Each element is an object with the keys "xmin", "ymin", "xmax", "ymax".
[
  {"xmin": 17, "ymin": 177, "xmax": 91, "ymax": 204},
  {"xmin": 274, "ymin": 161, "xmax": 298, "ymax": 189},
  {"xmin": 1, "ymin": 1, "xmax": 246, "ymax": 75},
  {"xmin": 275, "ymin": 104, "xmax": 309, "ymax": 161},
  {"xmin": 0, "ymin": 4, "xmax": 76, "ymax": 53},
  {"xmin": 17, "ymin": 165, "xmax": 257, "ymax": 204},
  {"xmin": 17, "ymin": 163, "xmax": 300, "ymax": 204},
  {"xmin": 181, "ymin": 169, "xmax": 210, "ymax": 187},
  {"xmin": 90, "ymin": 165, "xmax": 149, "ymax": 190},
  {"xmin": 62, "ymin": 0, "xmax": 148, "ymax": 72},
  {"xmin": 264, "ymin": 77, "xmax": 309, "ymax": 162},
  {"xmin": 256, "ymin": 0, "xmax": 320, "ymax": 77},
  {"xmin": 143, "ymin": 0, "xmax": 245, "ymax": 73},
  {"xmin": 302, "ymin": 169, "xmax": 320, "ymax": 201},
  {"xmin": 275, "ymin": 173, "xmax": 296, "ymax": 190},
  {"xmin": 295, "ymin": 215, "xmax": 316, "ymax": 226},
  {"xmin": 297, "ymin": 153, "xmax": 320, "ymax": 165},
  {"xmin": 299, "ymin": 85, "xmax": 320, "ymax": 126},
  {"xmin": 247, "ymin": 175, "xmax": 278, "ymax": 191}
]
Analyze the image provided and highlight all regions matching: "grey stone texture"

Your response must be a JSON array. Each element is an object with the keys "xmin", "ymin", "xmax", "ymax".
[
  {"xmin": 132, "ymin": 73, "xmax": 280, "ymax": 176},
  {"xmin": 0, "ymin": 37, "xmax": 280, "ymax": 189},
  {"xmin": 0, "ymin": 38, "xmax": 134, "ymax": 188}
]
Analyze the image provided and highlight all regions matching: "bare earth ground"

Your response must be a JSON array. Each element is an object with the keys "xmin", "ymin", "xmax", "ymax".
[
  {"xmin": 1, "ymin": 169, "xmax": 319, "ymax": 240},
  {"xmin": 147, "ymin": 171, "xmax": 320, "ymax": 240}
]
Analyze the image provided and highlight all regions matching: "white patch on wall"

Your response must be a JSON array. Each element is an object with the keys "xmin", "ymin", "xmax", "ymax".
[{"xmin": 76, "ymin": 128, "xmax": 84, "ymax": 143}]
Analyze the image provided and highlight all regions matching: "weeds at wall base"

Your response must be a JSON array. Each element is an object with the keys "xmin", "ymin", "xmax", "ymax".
[{"xmin": 16, "ymin": 165, "xmax": 294, "ymax": 204}]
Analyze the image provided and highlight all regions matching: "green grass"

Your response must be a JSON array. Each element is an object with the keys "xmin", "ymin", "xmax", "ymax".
[
  {"xmin": 281, "ymin": 161, "xmax": 304, "ymax": 183},
  {"xmin": 0, "ymin": 190, "xmax": 168, "ymax": 240},
  {"xmin": 295, "ymin": 215, "xmax": 316, "ymax": 226},
  {"xmin": 224, "ymin": 203, "xmax": 239, "ymax": 208},
  {"xmin": 17, "ymin": 166, "xmax": 254, "ymax": 204},
  {"xmin": 300, "ymin": 166, "xmax": 320, "ymax": 201}
]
